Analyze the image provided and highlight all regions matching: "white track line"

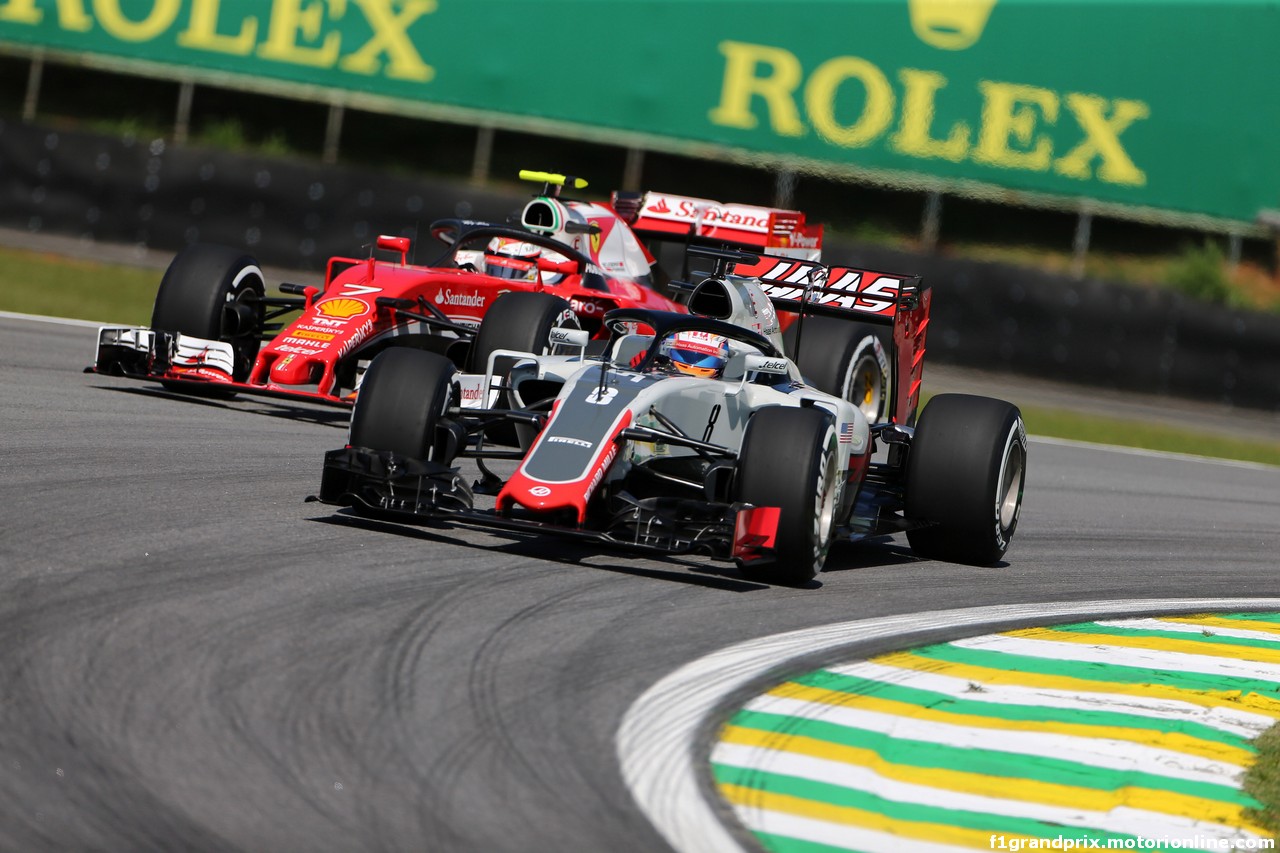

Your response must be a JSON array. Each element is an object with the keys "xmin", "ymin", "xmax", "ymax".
[{"xmin": 0, "ymin": 310, "xmax": 109, "ymax": 328}]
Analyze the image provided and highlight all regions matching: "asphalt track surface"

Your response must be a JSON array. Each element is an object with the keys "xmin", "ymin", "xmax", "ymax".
[{"xmin": 1, "ymin": 315, "xmax": 1278, "ymax": 853}]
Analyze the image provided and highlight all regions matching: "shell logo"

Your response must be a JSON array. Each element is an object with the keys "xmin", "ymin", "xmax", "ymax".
[{"xmin": 315, "ymin": 297, "xmax": 370, "ymax": 319}]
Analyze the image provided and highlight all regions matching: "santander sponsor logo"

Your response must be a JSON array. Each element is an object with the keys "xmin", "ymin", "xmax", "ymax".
[
  {"xmin": 645, "ymin": 195, "xmax": 770, "ymax": 231},
  {"xmin": 435, "ymin": 289, "xmax": 486, "ymax": 308}
]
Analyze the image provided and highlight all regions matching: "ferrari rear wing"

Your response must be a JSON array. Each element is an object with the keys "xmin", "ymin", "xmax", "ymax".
[
  {"xmin": 734, "ymin": 253, "xmax": 932, "ymax": 427},
  {"xmin": 616, "ymin": 191, "xmax": 824, "ymax": 262}
]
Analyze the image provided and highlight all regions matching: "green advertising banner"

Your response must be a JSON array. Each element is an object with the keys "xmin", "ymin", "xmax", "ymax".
[{"xmin": 2, "ymin": 0, "xmax": 1277, "ymax": 226}]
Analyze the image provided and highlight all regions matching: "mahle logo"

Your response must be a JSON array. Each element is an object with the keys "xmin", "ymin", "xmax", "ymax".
[{"xmin": 909, "ymin": 0, "xmax": 998, "ymax": 50}]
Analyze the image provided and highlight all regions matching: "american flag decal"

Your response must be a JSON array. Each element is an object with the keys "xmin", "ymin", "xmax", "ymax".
[{"xmin": 839, "ymin": 422, "xmax": 856, "ymax": 444}]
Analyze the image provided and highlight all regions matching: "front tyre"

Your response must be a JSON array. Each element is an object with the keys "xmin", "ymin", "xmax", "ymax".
[
  {"xmin": 349, "ymin": 348, "xmax": 456, "ymax": 462},
  {"xmin": 151, "ymin": 243, "xmax": 265, "ymax": 384},
  {"xmin": 734, "ymin": 406, "xmax": 840, "ymax": 586},
  {"xmin": 904, "ymin": 394, "xmax": 1027, "ymax": 565}
]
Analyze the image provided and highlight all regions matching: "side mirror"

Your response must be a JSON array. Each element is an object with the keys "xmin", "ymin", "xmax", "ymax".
[
  {"xmin": 376, "ymin": 235, "xmax": 411, "ymax": 263},
  {"xmin": 743, "ymin": 353, "xmax": 790, "ymax": 375},
  {"xmin": 549, "ymin": 327, "xmax": 591, "ymax": 352}
]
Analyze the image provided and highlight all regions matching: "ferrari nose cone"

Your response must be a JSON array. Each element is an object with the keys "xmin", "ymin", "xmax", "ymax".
[{"xmin": 270, "ymin": 353, "xmax": 318, "ymax": 385}]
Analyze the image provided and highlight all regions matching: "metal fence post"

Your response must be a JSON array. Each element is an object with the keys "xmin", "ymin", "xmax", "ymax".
[
  {"xmin": 323, "ymin": 102, "xmax": 345, "ymax": 165},
  {"xmin": 921, "ymin": 191, "xmax": 942, "ymax": 251},
  {"xmin": 22, "ymin": 51, "xmax": 44, "ymax": 123},
  {"xmin": 623, "ymin": 148, "xmax": 644, "ymax": 192},
  {"xmin": 1071, "ymin": 210, "xmax": 1093, "ymax": 279},
  {"xmin": 471, "ymin": 125, "xmax": 494, "ymax": 186},
  {"xmin": 174, "ymin": 80, "xmax": 194, "ymax": 144},
  {"xmin": 774, "ymin": 169, "xmax": 796, "ymax": 209}
]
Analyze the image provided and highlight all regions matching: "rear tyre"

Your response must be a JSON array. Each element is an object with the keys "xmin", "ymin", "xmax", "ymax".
[
  {"xmin": 785, "ymin": 316, "xmax": 890, "ymax": 424},
  {"xmin": 466, "ymin": 291, "xmax": 579, "ymax": 374},
  {"xmin": 151, "ymin": 243, "xmax": 265, "ymax": 385},
  {"xmin": 349, "ymin": 348, "xmax": 456, "ymax": 462},
  {"xmin": 904, "ymin": 394, "xmax": 1027, "ymax": 565},
  {"xmin": 734, "ymin": 406, "xmax": 840, "ymax": 586}
]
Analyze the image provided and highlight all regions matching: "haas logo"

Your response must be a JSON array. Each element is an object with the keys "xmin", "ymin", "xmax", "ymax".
[{"xmin": 529, "ymin": 485, "xmax": 552, "ymax": 497}]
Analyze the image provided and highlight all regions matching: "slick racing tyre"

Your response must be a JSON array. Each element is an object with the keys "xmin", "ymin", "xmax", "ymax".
[
  {"xmin": 734, "ymin": 406, "xmax": 841, "ymax": 586},
  {"xmin": 151, "ymin": 243, "xmax": 265, "ymax": 385},
  {"xmin": 784, "ymin": 316, "xmax": 890, "ymax": 425},
  {"xmin": 349, "ymin": 348, "xmax": 457, "ymax": 462},
  {"xmin": 904, "ymin": 394, "xmax": 1027, "ymax": 565},
  {"xmin": 466, "ymin": 291, "xmax": 580, "ymax": 374}
]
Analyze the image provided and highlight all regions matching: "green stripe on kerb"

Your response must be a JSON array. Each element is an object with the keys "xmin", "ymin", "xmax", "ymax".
[
  {"xmin": 726, "ymin": 710, "xmax": 1255, "ymax": 806},
  {"xmin": 712, "ymin": 763, "xmax": 1133, "ymax": 844},
  {"xmin": 787, "ymin": 670, "xmax": 1249, "ymax": 749},
  {"xmin": 1051, "ymin": 621, "xmax": 1280, "ymax": 652},
  {"xmin": 912, "ymin": 642, "xmax": 1280, "ymax": 696}
]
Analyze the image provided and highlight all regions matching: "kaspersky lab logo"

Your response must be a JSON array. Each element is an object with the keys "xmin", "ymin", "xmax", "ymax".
[{"xmin": 909, "ymin": 0, "xmax": 998, "ymax": 50}]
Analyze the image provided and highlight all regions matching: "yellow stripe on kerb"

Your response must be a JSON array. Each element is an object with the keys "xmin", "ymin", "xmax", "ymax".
[
  {"xmin": 1163, "ymin": 615, "xmax": 1280, "ymax": 639},
  {"xmin": 873, "ymin": 651, "xmax": 1280, "ymax": 718},
  {"xmin": 718, "ymin": 725, "xmax": 1260, "ymax": 829},
  {"xmin": 1005, "ymin": 627, "xmax": 1280, "ymax": 665},
  {"xmin": 718, "ymin": 782, "xmax": 1040, "ymax": 850},
  {"xmin": 764, "ymin": 683, "xmax": 1255, "ymax": 766}
]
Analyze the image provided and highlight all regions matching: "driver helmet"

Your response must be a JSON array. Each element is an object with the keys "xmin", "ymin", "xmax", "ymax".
[
  {"xmin": 484, "ymin": 238, "xmax": 541, "ymax": 281},
  {"xmin": 665, "ymin": 330, "xmax": 730, "ymax": 379}
]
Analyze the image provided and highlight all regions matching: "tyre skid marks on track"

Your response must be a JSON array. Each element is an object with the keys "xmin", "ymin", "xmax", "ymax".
[{"xmin": 712, "ymin": 613, "xmax": 1280, "ymax": 852}]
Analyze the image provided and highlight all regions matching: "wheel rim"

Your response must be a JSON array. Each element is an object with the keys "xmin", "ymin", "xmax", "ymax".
[
  {"xmin": 813, "ymin": 443, "xmax": 838, "ymax": 566},
  {"xmin": 848, "ymin": 354, "xmax": 883, "ymax": 424},
  {"xmin": 997, "ymin": 428, "xmax": 1025, "ymax": 531}
]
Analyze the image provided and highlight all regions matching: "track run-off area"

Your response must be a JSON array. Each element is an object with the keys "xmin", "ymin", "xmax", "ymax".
[{"xmin": 2, "ymin": 313, "xmax": 1278, "ymax": 852}]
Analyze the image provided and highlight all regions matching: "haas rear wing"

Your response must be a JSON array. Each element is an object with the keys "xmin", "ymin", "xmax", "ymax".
[{"xmin": 735, "ymin": 253, "xmax": 932, "ymax": 427}]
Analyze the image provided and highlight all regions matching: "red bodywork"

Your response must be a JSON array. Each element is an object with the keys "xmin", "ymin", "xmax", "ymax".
[{"xmin": 166, "ymin": 232, "xmax": 681, "ymax": 404}]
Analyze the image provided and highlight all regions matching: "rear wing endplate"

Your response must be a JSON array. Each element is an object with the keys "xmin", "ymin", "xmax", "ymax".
[{"xmin": 733, "ymin": 253, "xmax": 932, "ymax": 427}]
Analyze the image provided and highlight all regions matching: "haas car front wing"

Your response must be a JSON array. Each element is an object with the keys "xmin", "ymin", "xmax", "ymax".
[{"xmin": 311, "ymin": 446, "xmax": 781, "ymax": 567}]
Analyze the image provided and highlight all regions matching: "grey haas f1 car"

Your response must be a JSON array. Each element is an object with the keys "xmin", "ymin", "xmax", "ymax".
[{"xmin": 311, "ymin": 246, "xmax": 1027, "ymax": 585}]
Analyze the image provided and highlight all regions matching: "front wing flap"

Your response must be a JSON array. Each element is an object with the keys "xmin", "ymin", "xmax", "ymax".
[{"xmin": 313, "ymin": 446, "xmax": 781, "ymax": 565}]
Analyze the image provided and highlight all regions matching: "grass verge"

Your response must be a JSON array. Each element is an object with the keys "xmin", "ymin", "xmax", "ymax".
[
  {"xmin": 2, "ymin": 243, "xmax": 1277, "ymax": 466},
  {"xmin": 0, "ymin": 246, "xmax": 158, "ymax": 326},
  {"xmin": 1016, "ymin": 404, "xmax": 1280, "ymax": 467},
  {"xmin": 1245, "ymin": 727, "xmax": 1280, "ymax": 835}
]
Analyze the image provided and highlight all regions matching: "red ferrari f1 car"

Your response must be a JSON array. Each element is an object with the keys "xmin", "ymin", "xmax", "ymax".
[{"xmin": 89, "ymin": 170, "xmax": 834, "ymax": 409}]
